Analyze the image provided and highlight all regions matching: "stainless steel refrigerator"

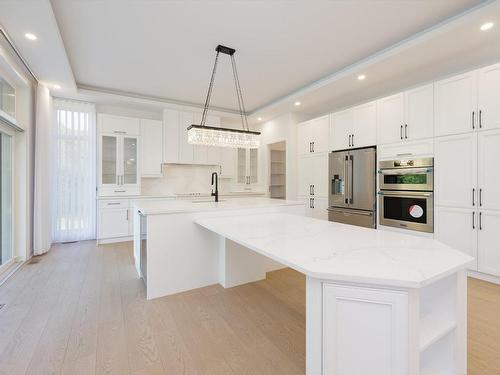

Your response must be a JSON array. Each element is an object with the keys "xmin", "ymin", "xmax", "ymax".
[{"xmin": 328, "ymin": 147, "xmax": 376, "ymax": 228}]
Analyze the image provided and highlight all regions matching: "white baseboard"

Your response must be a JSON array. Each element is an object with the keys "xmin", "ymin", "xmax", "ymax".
[
  {"xmin": 97, "ymin": 236, "xmax": 133, "ymax": 245},
  {"xmin": 468, "ymin": 270, "xmax": 500, "ymax": 286}
]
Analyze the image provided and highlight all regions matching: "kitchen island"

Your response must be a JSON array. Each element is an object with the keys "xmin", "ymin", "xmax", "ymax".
[
  {"xmin": 195, "ymin": 213, "xmax": 473, "ymax": 375},
  {"xmin": 133, "ymin": 198, "xmax": 305, "ymax": 299}
]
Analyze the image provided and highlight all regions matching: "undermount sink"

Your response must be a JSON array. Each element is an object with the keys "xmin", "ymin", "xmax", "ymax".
[{"xmin": 191, "ymin": 199, "xmax": 227, "ymax": 203}]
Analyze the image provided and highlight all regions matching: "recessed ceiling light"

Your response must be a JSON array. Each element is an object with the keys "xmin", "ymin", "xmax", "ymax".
[
  {"xmin": 294, "ymin": 101, "xmax": 301, "ymax": 106},
  {"xmin": 358, "ymin": 74, "xmax": 366, "ymax": 81},
  {"xmin": 24, "ymin": 33, "xmax": 37, "ymax": 41},
  {"xmin": 52, "ymin": 84, "xmax": 61, "ymax": 89},
  {"xmin": 257, "ymin": 117, "xmax": 262, "ymax": 121},
  {"xmin": 480, "ymin": 22, "xmax": 494, "ymax": 31}
]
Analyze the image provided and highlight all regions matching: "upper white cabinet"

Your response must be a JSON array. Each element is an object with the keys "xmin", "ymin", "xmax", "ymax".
[
  {"xmin": 378, "ymin": 84, "xmax": 433, "ymax": 144},
  {"xmin": 298, "ymin": 116, "xmax": 330, "ymax": 155},
  {"xmin": 98, "ymin": 114, "xmax": 141, "ymax": 196},
  {"xmin": 237, "ymin": 148, "xmax": 259, "ymax": 185},
  {"xmin": 163, "ymin": 109, "xmax": 180, "ymax": 163},
  {"xmin": 140, "ymin": 119, "xmax": 163, "ymax": 177},
  {"xmin": 330, "ymin": 101, "xmax": 377, "ymax": 150},
  {"xmin": 478, "ymin": 63, "xmax": 500, "ymax": 130},
  {"xmin": 178, "ymin": 111, "xmax": 195, "ymax": 163},
  {"xmin": 434, "ymin": 133, "xmax": 477, "ymax": 208},
  {"xmin": 434, "ymin": 72, "xmax": 477, "ymax": 136}
]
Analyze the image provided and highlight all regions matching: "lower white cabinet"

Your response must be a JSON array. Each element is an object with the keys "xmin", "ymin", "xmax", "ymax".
[
  {"xmin": 434, "ymin": 207, "xmax": 477, "ymax": 270},
  {"xmin": 297, "ymin": 153, "xmax": 328, "ymax": 198},
  {"xmin": 478, "ymin": 210, "xmax": 500, "ymax": 277},
  {"xmin": 322, "ymin": 284, "xmax": 408, "ymax": 374},
  {"xmin": 97, "ymin": 199, "xmax": 133, "ymax": 243},
  {"xmin": 300, "ymin": 197, "xmax": 328, "ymax": 220}
]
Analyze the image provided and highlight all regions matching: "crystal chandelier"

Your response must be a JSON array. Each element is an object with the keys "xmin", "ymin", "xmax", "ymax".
[{"xmin": 187, "ymin": 45, "xmax": 260, "ymax": 148}]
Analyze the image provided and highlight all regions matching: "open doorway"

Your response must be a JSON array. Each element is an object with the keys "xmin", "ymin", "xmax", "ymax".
[{"xmin": 268, "ymin": 141, "xmax": 286, "ymax": 199}]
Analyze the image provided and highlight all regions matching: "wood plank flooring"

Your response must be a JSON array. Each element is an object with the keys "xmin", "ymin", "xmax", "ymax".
[{"xmin": 0, "ymin": 240, "xmax": 498, "ymax": 375}]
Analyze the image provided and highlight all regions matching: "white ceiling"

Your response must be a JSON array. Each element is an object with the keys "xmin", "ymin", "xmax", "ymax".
[{"xmin": 48, "ymin": 0, "xmax": 485, "ymax": 113}]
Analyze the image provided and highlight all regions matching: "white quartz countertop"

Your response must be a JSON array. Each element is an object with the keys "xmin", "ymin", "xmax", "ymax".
[
  {"xmin": 98, "ymin": 191, "xmax": 266, "ymax": 200},
  {"xmin": 195, "ymin": 213, "xmax": 474, "ymax": 288},
  {"xmin": 135, "ymin": 198, "xmax": 304, "ymax": 215}
]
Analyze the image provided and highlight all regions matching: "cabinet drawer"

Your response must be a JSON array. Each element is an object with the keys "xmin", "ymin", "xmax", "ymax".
[
  {"xmin": 98, "ymin": 199, "xmax": 130, "ymax": 209},
  {"xmin": 378, "ymin": 138, "xmax": 433, "ymax": 160}
]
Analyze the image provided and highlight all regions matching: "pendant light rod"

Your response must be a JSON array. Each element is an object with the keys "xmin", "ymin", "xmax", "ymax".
[{"xmin": 200, "ymin": 50, "xmax": 220, "ymax": 127}]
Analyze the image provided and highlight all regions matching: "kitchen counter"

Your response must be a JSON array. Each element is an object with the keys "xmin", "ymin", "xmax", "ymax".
[
  {"xmin": 195, "ymin": 212, "xmax": 473, "ymax": 288},
  {"xmin": 97, "ymin": 191, "xmax": 266, "ymax": 200},
  {"xmin": 134, "ymin": 197, "xmax": 303, "ymax": 215}
]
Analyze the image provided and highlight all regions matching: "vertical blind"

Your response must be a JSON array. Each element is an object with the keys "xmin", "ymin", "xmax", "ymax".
[{"xmin": 52, "ymin": 99, "xmax": 96, "ymax": 242}]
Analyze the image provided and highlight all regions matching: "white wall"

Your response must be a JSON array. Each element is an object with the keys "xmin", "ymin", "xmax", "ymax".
[{"xmin": 258, "ymin": 112, "xmax": 308, "ymax": 200}]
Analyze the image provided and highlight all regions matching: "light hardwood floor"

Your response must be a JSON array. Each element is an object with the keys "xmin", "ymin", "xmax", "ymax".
[{"xmin": 0, "ymin": 241, "xmax": 498, "ymax": 375}]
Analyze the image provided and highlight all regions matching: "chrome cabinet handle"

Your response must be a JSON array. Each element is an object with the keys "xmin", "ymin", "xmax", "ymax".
[
  {"xmin": 479, "ymin": 110, "xmax": 483, "ymax": 128},
  {"xmin": 479, "ymin": 188, "xmax": 483, "ymax": 207},
  {"xmin": 107, "ymin": 202, "xmax": 121, "ymax": 205},
  {"xmin": 312, "ymin": 142, "xmax": 315, "ymax": 152},
  {"xmin": 472, "ymin": 111, "xmax": 475, "ymax": 129},
  {"xmin": 473, "ymin": 188, "xmax": 475, "ymax": 206},
  {"xmin": 114, "ymin": 190, "xmax": 126, "ymax": 193},
  {"xmin": 400, "ymin": 125, "xmax": 403, "ymax": 140},
  {"xmin": 348, "ymin": 135, "xmax": 351, "ymax": 147},
  {"xmin": 472, "ymin": 211, "xmax": 475, "ymax": 230},
  {"xmin": 351, "ymin": 134, "xmax": 354, "ymax": 147},
  {"xmin": 312, "ymin": 198, "xmax": 315, "ymax": 209},
  {"xmin": 312, "ymin": 185, "xmax": 315, "ymax": 196},
  {"xmin": 479, "ymin": 212, "xmax": 483, "ymax": 230},
  {"xmin": 405, "ymin": 124, "xmax": 408, "ymax": 139}
]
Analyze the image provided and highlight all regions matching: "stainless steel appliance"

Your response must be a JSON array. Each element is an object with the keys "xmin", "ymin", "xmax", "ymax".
[
  {"xmin": 378, "ymin": 157, "xmax": 434, "ymax": 233},
  {"xmin": 328, "ymin": 147, "xmax": 376, "ymax": 228}
]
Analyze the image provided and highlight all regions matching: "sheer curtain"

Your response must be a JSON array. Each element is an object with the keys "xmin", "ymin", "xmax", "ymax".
[{"xmin": 52, "ymin": 99, "xmax": 96, "ymax": 243}]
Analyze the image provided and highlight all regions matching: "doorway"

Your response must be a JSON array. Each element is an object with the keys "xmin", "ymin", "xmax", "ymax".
[{"xmin": 268, "ymin": 141, "xmax": 286, "ymax": 199}]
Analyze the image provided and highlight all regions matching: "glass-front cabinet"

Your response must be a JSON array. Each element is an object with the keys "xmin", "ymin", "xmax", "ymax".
[
  {"xmin": 236, "ymin": 148, "xmax": 259, "ymax": 186},
  {"xmin": 98, "ymin": 133, "xmax": 140, "ymax": 196}
]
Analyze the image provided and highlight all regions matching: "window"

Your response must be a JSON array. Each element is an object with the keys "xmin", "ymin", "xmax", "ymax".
[{"xmin": 52, "ymin": 100, "xmax": 96, "ymax": 242}]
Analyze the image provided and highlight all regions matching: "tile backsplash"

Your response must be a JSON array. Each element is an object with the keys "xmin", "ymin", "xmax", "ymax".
[{"xmin": 141, "ymin": 164, "xmax": 232, "ymax": 196}]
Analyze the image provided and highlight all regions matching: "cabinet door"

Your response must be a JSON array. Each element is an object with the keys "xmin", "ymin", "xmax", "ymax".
[
  {"xmin": 323, "ymin": 284, "xmax": 408, "ymax": 375},
  {"xmin": 248, "ymin": 148, "xmax": 259, "ymax": 184},
  {"xmin": 312, "ymin": 153, "xmax": 329, "ymax": 198},
  {"xmin": 297, "ymin": 156, "xmax": 313, "ymax": 197},
  {"xmin": 311, "ymin": 116, "xmax": 330, "ymax": 153},
  {"xmin": 141, "ymin": 119, "xmax": 163, "ymax": 177},
  {"xmin": 434, "ymin": 133, "xmax": 477, "ymax": 208},
  {"xmin": 352, "ymin": 101, "xmax": 377, "ymax": 148},
  {"xmin": 478, "ymin": 210, "xmax": 500, "ymax": 277},
  {"xmin": 434, "ymin": 207, "xmax": 477, "ymax": 270},
  {"xmin": 298, "ymin": 122, "xmax": 312, "ymax": 155},
  {"xmin": 434, "ymin": 72, "xmax": 477, "ymax": 136},
  {"xmin": 220, "ymin": 147, "xmax": 235, "ymax": 178},
  {"xmin": 163, "ymin": 109, "xmax": 179, "ymax": 163},
  {"xmin": 405, "ymin": 84, "xmax": 434, "ymax": 141},
  {"xmin": 378, "ymin": 93, "xmax": 404, "ymax": 144},
  {"xmin": 100, "ymin": 134, "xmax": 119, "ymax": 186},
  {"xmin": 122, "ymin": 135, "xmax": 139, "ymax": 185},
  {"xmin": 311, "ymin": 197, "xmax": 328, "ymax": 220},
  {"xmin": 178, "ymin": 112, "xmax": 194, "ymax": 163},
  {"xmin": 99, "ymin": 114, "xmax": 140, "ymax": 135},
  {"xmin": 237, "ymin": 148, "xmax": 247, "ymax": 184},
  {"xmin": 478, "ymin": 129, "xmax": 500, "ymax": 210},
  {"xmin": 331, "ymin": 109, "xmax": 353, "ymax": 151},
  {"xmin": 99, "ymin": 208, "xmax": 130, "ymax": 239},
  {"xmin": 478, "ymin": 63, "xmax": 500, "ymax": 130}
]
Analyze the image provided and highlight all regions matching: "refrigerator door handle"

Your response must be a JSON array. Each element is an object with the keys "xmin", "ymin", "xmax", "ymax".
[
  {"xmin": 344, "ymin": 155, "xmax": 349, "ymax": 204},
  {"xmin": 349, "ymin": 155, "xmax": 354, "ymax": 204}
]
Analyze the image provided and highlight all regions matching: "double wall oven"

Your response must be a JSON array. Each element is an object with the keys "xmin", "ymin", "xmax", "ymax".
[{"xmin": 378, "ymin": 157, "xmax": 434, "ymax": 233}]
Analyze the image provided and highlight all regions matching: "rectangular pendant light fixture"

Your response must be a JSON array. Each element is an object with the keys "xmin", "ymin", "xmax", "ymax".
[
  {"xmin": 187, "ymin": 125, "xmax": 260, "ymax": 148},
  {"xmin": 188, "ymin": 44, "xmax": 260, "ymax": 149}
]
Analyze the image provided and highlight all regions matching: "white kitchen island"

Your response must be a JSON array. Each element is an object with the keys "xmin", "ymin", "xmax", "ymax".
[{"xmin": 194, "ymin": 213, "xmax": 473, "ymax": 375}]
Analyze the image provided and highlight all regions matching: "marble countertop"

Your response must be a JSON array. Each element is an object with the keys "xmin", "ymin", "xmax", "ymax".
[
  {"xmin": 135, "ymin": 198, "xmax": 304, "ymax": 215},
  {"xmin": 195, "ymin": 213, "xmax": 474, "ymax": 288},
  {"xmin": 97, "ymin": 191, "xmax": 266, "ymax": 200}
]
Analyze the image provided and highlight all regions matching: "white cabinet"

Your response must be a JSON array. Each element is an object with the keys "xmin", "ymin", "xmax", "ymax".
[
  {"xmin": 330, "ymin": 101, "xmax": 377, "ymax": 151},
  {"xmin": 140, "ymin": 119, "xmax": 163, "ymax": 177},
  {"xmin": 378, "ymin": 84, "xmax": 433, "ymax": 144},
  {"xmin": 97, "ymin": 199, "xmax": 132, "ymax": 243},
  {"xmin": 219, "ymin": 147, "xmax": 236, "ymax": 178},
  {"xmin": 297, "ymin": 157, "xmax": 313, "ymax": 197},
  {"xmin": 322, "ymin": 284, "xmax": 408, "ymax": 375},
  {"xmin": 434, "ymin": 133, "xmax": 477, "ymax": 208},
  {"xmin": 378, "ymin": 93, "xmax": 404, "ymax": 144},
  {"xmin": 478, "ymin": 210, "xmax": 500, "ymax": 277},
  {"xmin": 99, "ymin": 114, "xmax": 140, "ymax": 135},
  {"xmin": 478, "ymin": 129, "xmax": 500, "ymax": 210},
  {"xmin": 178, "ymin": 111, "xmax": 194, "ymax": 163},
  {"xmin": 237, "ymin": 148, "xmax": 259, "ymax": 186},
  {"xmin": 435, "ymin": 207, "xmax": 477, "ymax": 270},
  {"xmin": 434, "ymin": 72, "xmax": 477, "ymax": 136},
  {"xmin": 163, "ymin": 109, "xmax": 180, "ymax": 163},
  {"xmin": 98, "ymin": 130, "xmax": 140, "ymax": 196},
  {"xmin": 298, "ymin": 115, "xmax": 330, "ymax": 155},
  {"xmin": 478, "ymin": 63, "xmax": 500, "ymax": 130},
  {"xmin": 297, "ymin": 153, "xmax": 328, "ymax": 200}
]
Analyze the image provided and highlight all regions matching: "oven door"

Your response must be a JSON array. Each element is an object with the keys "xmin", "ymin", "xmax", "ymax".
[
  {"xmin": 378, "ymin": 167, "xmax": 433, "ymax": 191},
  {"xmin": 379, "ymin": 191, "xmax": 433, "ymax": 233}
]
